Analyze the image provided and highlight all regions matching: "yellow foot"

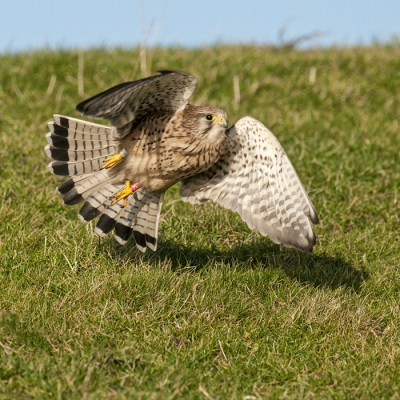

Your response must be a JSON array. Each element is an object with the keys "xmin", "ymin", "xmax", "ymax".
[
  {"xmin": 101, "ymin": 149, "xmax": 127, "ymax": 169},
  {"xmin": 112, "ymin": 180, "xmax": 140, "ymax": 207}
]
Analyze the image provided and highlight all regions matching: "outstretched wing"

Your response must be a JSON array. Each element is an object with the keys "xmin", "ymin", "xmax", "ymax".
[
  {"xmin": 76, "ymin": 70, "xmax": 197, "ymax": 137},
  {"xmin": 180, "ymin": 117, "xmax": 319, "ymax": 253}
]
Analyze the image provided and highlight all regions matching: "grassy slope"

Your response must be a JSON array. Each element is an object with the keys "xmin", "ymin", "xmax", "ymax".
[{"xmin": 0, "ymin": 45, "xmax": 399, "ymax": 399}]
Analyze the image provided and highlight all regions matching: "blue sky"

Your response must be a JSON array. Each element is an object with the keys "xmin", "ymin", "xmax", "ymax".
[{"xmin": 1, "ymin": 0, "xmax": 399, "ymax": 52}]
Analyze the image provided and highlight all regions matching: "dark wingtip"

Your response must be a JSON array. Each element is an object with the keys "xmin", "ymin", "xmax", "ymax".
[
  {"xmin": 300, "ymin": 231, "xmax": 317, "ymax": 254},
  {"xmin": 303, "ymin": 245, "xmax": 314, "ymax": 254}
]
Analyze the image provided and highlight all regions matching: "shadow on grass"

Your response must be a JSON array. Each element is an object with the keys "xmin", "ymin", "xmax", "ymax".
[{"xmin": 111, "ymin": 237, "xmax": 367, "ymax": 292}]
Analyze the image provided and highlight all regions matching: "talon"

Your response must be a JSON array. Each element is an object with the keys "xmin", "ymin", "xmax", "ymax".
[
  {"xmin": 112, "ymin": 180, "xmax": 140, "ymax": 207},
  {"xmin": 101, "ymin": 149, "xmax": 127, "ymax": 169}
]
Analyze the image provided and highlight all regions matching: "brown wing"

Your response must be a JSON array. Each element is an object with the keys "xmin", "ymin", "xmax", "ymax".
[
  {"xmin": 76, "ymin": 70, "xmax": 198, "ymax": 138},
  {"xmin": 180, "ymin": 117, "xmax": 319, "ymax": 253}
]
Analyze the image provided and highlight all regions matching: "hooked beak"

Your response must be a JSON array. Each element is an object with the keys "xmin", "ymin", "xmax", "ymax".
[{"xmin": 218, "ymin": 117, "xmax": 228, "ymax": 129}]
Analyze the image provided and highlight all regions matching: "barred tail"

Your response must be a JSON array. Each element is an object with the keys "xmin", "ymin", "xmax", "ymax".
[
  {"xmin": 45, "ymin": 115, "xmax": 116, "ymax": 176},
  {"xmin": 79, "ymin": 187, "xmax": 165, "ymax": 252},
  {"xmin": 57, "ymin": 170, "xmax": 111, "ymax": 205},
  {"xmin": 45, "ymin": 114, "xmax": 164, "ymax": 252}
]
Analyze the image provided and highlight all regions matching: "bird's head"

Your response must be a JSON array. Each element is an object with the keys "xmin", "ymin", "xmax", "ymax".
[{"xmin": 183, "ymin": 105, "xmax": 229, "ymax": 143}]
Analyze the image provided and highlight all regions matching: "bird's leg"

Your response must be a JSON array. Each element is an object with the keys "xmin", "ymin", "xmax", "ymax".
[
  {"xmin": 112, "ymin": 180, "xmax": 141, "ymax": 207},
  {"xmin": 101, "ymin": 149, "xmax": 127, "ymax": 169}
]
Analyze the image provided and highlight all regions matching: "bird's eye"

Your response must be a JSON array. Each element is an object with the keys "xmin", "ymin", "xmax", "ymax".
[{"xmin": 205, "ymin": 114, "xmax": 215, "ymax": 121}]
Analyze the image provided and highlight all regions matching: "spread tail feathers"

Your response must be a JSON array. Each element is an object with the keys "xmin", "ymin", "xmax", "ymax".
[
  {"xmin": 54, "ymin": 169, "xmax": 164, "ymax": 252},
  {"xmin": 79, "ymin": 187, "xmax": 165, "ymax": 252},
  {"xmin": 45, "ymin": 115, "xmax": 116, "ymax": 176},
  {"xmin": 45, "ymin": 114, "xmax": 165, "ymax": 252}
]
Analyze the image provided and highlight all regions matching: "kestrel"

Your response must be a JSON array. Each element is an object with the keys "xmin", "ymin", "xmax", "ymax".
[{"xmin": 45, "ymin": 70, "xmax": 319, "ymax": 253}]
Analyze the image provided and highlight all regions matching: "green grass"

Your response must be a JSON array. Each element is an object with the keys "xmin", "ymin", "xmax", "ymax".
[{"xmin": 0, "ymin": 44, "xmax": 399, "ymax": 399}]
